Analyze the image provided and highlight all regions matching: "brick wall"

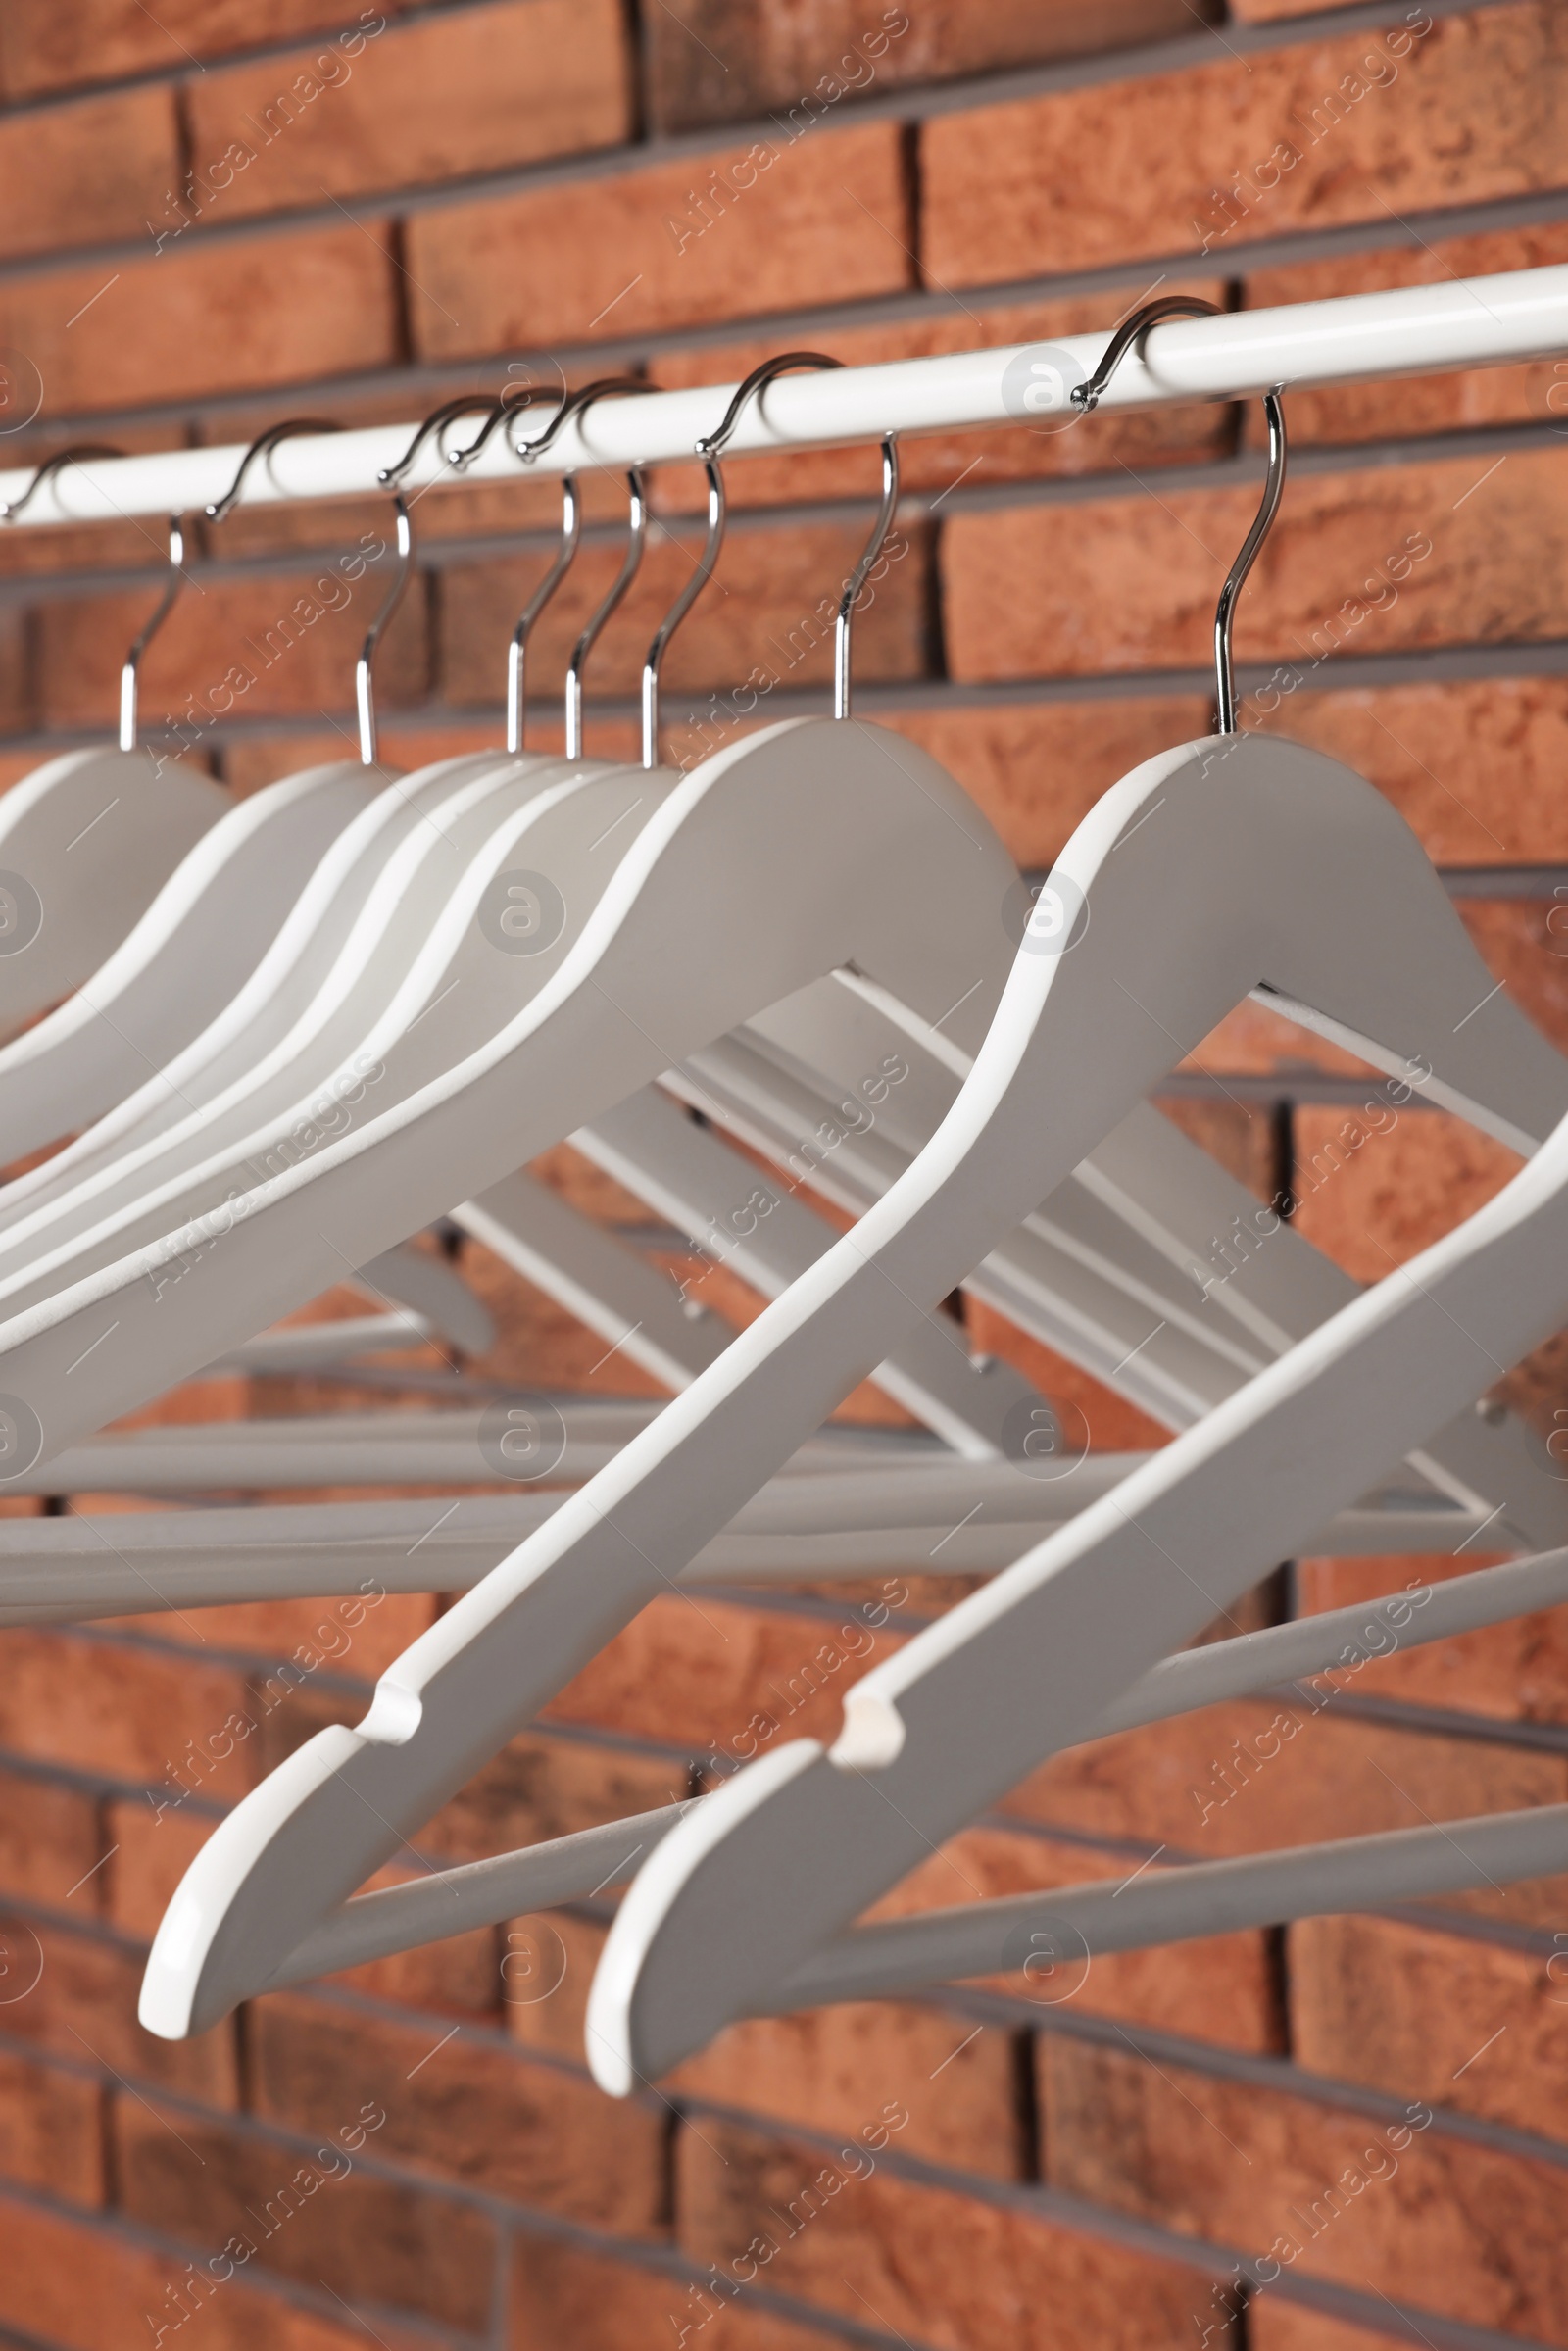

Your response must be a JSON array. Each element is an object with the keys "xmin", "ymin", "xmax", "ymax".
[{"xmin": 1, "ymin": 2, "xmax": 1567, "ymax": 2347}]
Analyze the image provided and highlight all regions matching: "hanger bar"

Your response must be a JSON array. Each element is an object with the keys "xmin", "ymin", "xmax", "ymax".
[
  {"xmin": 241, "ymin": 1549, "xmax": 1568, "ymax": 1984},
  {"xmin": 3, "ymin": 265, "xmax": 1567, "ymax": 528},
  {"xmin": 776, "ymin": 1801, "xmax": 1568, "ymax": 2011},
  {"xmin": 0, "ymin": 1467, "xmax": 1543, "ymax": 1634}
]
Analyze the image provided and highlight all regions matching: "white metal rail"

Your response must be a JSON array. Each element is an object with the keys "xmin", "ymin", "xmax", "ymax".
[{"xmin": 2, "ymin": 264, "xmax": 1566, "ymax": 528}]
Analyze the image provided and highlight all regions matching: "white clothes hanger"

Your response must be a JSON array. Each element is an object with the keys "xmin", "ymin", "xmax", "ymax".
[
  {"xmin": 0, "ymin": 456, "xmax": 230, "ymax": 1041},
  {"xmin": 687, "ymin": 998, "xmax": 1566, "ymax": 1544},
  {"xmin": 127, "ymin": 367, "xmax": 1568, "ymax": 2039},
  {"xmin": 0, "ymin": 393, "xmax": 662, "ymax": 1282}
]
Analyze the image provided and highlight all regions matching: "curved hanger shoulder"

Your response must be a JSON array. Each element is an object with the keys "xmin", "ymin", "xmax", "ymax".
[
  {"xmin": 0, "ymin": 759, "xmax": 384, "ymax": 1158},
  {"xmin": 0, "ymin": 748, "xmax": 229, "ymax": 1037}
]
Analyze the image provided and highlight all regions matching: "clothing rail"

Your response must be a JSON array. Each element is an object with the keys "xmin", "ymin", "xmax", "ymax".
[{"xmin": 3, "ymin": 263, "xmax": 1567, "ymax": 529}]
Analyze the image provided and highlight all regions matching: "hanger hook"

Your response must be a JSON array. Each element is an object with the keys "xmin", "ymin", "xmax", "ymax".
[
  {"xmin": 526, "ymin": 380, "xmax": 647, "ymax": 761},
  {"xmin": 640, "ymin": 458, "xmax": 718, "ymax": 771},
  {"xmin": 120, "ymin": 514, "xmax": 188, "ymax": 754},
  {"xmin": 1213, "ymin": 388, "xmax": 1287, "ymax": 735},
  {"xmin": 378, "ymin": 395, "xmax": 504, "ymax": 489},
  {"xmin": 1068, "ymin": 294, "xmax": 1221, "ymax": 416},
  {"xmin": 835, "ymin": 434, "xmax": 899, "ymax": 721},
  {"xmin": 204, "ymin": 417, "xmax": 343, "ymax": 523},
  {"xmin": 693, "ymin": 351, "xmax": 842, "ymax": 460},
  {"xmin": 0, "ymin": 442, "xmax": 125, "ymax": 525},
  {"xmin": 641, "ymin": 353, "xmax": 841, "ymax": 771},
  {"xmin": 355, "ymin": 490, "xmax": 415, "ymax": 767},
  {"xmin": 509, "ymin": 474, "xmax": 581, "ymax": 757},
  {"xmin": 1063, "ymin": 297, "xmax": 1286, "ymax": 732}
]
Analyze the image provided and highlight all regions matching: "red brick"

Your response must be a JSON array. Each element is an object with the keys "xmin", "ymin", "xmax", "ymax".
[
  {"xmin": 544, "ymin": 1591, "xmax": 904, "ymax": 1753},
  {"xmin": 885, "ymin": 697, "xmax": 1212, "ymax": 871},
  {"xmin": 405, "ymin": 120, "xmax": 912, "ymax": 359},
  {"xmin": 646, "ymin": 0, "xmax": 1219, "ymax": 132},
  {"xmin": 0, "ymin": 2045, "xmax": 102, "ymax": 2201},
  {"xmin": 0, "ymin": 1630, "xmax": 257, "ymax": 1796},
  {"xmin": 424, "ymin": 1728, "xmax": 688, "ymax": 1865},
  {"xmin": 0, "ymin": 1764, "xmax": 102, "ymax": 1911},
  {"xmin": 40, "ymin": 558, "xmax": 427, "ymax": 736},
  {"xmin": 0, "ymin": 86, "xmax": 176, "ymax": 264},
  {"xmin": 126, "ymin": 1592, "xmax": 435, "ymax": 1682},
  {"xmin": 1259, "ymin": 680, "xmax": 1568, "ymax": 867},
  {"xmin": 187, "ymin": 0, "xmax": 631, "ymax": 218},
  {"xmin": 1041, "ymin": 2035, "xmax": 1568, "ymax": 2340},
  {"xmin": 922, "ymin": 6, "xmax": 1568, "ymax": 284},
  {"xmin": 1294, "ymin": 1551, "xmax": 1568, "ymax": 1729},
  {"xmin": 1158, "ymin": 1097, "xmax": 1279, "ymax": 1201},
  {"xmin": 116, "ymin": 2095, "xmax": 498, "ymax": 2332},
  {"xmin": 1292, "ymin": 1912, "xmax": 1568, "ymax": 2142},
  {"xmin": 0, "ymin": 1907, "xmax": 238, "ymax": 2104},
  {"xmin": 672, "ymin": 2000, "xmax": 1028, "ymax": 2180},
  {"xmin": 252, "ymin": 1990, "xmax": 665, "ymax": 2228},
  {"xmin": 1002, "ymin": 1700, "xmax": 1567, "ymax": 1856},
  {"xmin": 0, "ymin": 2182, "xmax": 441, "ymax": 2348},
  {"xmin": 945, "ymin": 449, "xmax": 1568, "ymax": 685},
  {"xmin": 0, "ymin": 2, "xmax": 400, "ymax": 97},
  {"xmin": 1457, "ymin": 897, "xmax": 1568, "ymax": 1058},
  {"xmin": 677, "ymin": 2113, "xmax": 1228, "ymax": 2350},
  {"xmin": 1249, "ymin": 2307, "xmax": 1396, "ymax": 2351},
  {"xmin": 510, "ymin": 2233, "xmax": 865, "ymax": 2351},
  {"xmin": 867, "ymin": 1821, "xmax": 1283, "ymax": 2053},
  {"xmin": 460, "ymin": 1237, "xmax": 670, "ymax": 1396},
  {"xmin": 1291, "ymin": 1104, "xmax": 1522, "ymax": 1283},
  {"xmin": 0, "ymin": 223, "xmax": 400, "ymax": 416},
  {"xmin": 1244, "ymin": 221, "xmax": 1568, "ymax": 445}
]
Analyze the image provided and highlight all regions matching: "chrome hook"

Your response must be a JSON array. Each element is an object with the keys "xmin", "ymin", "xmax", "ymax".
[
  {"xmin": 835, "ymin": 433, "xmax": 899, "ymax": 720},
  {"xmin": 642, "ymin": 352, "xmax": 842, "ymax": 771},
  {"xmin": 205, "ymin": 417, "xmax": 343, "ymax": 523},
  {"xmin": 0, "ymin": 442, "xmax": 124, "ymax": 525},
  {"xmin": 1064, "ymin": 296, "xmax": 1285, "ymax": 732},
  {"xmin": 640, "ymin": 457, "xmax": 718, "ymax": 772},
  {"xmin": 518, "ymin": 379, "xmax": 648, "ymax": 762},
  {"xmin": 693, "ymin": 351, "xmax": 842, "ymax": 461},
  {"xmin": 1069, "ymin": 294, "xmax": 1221, "ymax": 416},
  {"xmin": 508, "ymin": 476, "xmax": 581, "ymax": 757},
  {"xmin": 120, "ymin": 514, "xmax": 189, "ymax": 754},
  {"xmin": 356, "ymin": 491, "xmax": 415, "ymax": 767},
  {"xmin": 510, "ymin": 380, "xmax": 649, "ymax": 752},
  {"xmin": 378, "ymin": 395, "xmax": 504, "ymax": 489},
  {"xmin": 1213, "ymin": 389, "xmax": 1286, "ymax": 735}
]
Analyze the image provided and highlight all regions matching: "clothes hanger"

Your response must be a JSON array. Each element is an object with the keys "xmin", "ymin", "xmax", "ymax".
[
  {"xmin": 0, "ymin": 455, "xmax": 231, "ymax": 1041},
  {"xmin": 0, "ymin": 392, "xmax": 642, "ymax": 1269},
  {"xmin": 122, "ymin": 359, "xmax": 1568, "ymax": 2038},
  {"xmin": 682, "ymin": 998, "xmax": 1567, "ymax": 1544},
  {"xmin": 0, "ymin": 422, "xmax": 411, "ymax": 1160},
  {"xmin": 12, "ymin": 372, "xmax": 1530, "ymax": 1503},
  {"xmin": 0, "ymin": 362, "xmax": 1029, "ymax": 1447}
]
